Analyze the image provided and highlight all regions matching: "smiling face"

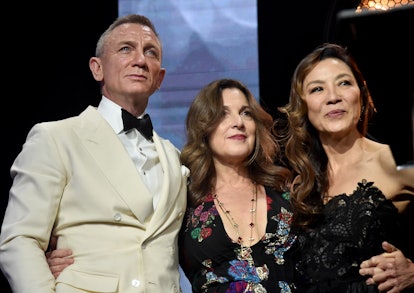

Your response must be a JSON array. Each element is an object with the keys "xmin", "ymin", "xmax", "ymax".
[
  {"xmin": 208, "ymin": 88, "xmax": 257, "ymax": 166},
  {"xmin": 302, "ymin": 58, "xmax": 361, "ymax": 139}
]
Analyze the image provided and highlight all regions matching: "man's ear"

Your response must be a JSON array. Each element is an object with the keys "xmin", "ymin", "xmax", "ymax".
[
  {"xmin": 156, "ymin": 67, "xmax": 166, "ymax": 89},
  {"xmin": 89, "ymin": 57, "xmax": 104, "ymax": 82}
]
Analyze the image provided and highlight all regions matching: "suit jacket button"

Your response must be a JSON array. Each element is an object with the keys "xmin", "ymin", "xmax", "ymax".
[
  {"xmin": 113, "ymin": 213, "xmax": 122, "ymax": 221},
  {"xmin": 131, "ymin": 279, "xmax": 140, "ymax": 287}
]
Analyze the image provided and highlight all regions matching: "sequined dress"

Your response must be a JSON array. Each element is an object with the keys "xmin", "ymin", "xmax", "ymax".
[
  {"xmin": 179, "ymin": 186, "xmax": 297, "ymax": 293},
  {"xmin": 293, "ymin": 180, "xmax": 401, "ymax": 293}
]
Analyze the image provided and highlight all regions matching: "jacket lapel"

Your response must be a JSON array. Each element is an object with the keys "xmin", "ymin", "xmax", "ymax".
[
  {"xmin": 74, "ymin": 106, "xmax": 153, "ymax": 223},
  {"xmin": 144, "ymin": 132, "xmax": 188, "ymax": 236}
]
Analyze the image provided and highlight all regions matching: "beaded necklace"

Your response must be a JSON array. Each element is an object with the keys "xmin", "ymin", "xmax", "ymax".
[{"xmin": 213, "ymin": 182, "xmax": 258, "ymax": 260}]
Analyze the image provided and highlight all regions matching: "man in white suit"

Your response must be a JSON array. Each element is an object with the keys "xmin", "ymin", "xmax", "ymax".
[{"xmin": 0, "ymin": 14, "xmax": 189, "ymax": 292}]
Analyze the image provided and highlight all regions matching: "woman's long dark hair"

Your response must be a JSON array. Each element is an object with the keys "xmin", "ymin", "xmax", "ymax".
[{"xmin": 277, "ymin": 43, "xmax": 376, "ymax": 228}]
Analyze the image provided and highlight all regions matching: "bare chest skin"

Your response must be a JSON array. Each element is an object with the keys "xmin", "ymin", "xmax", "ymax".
[
  {"xmin": 214, "ymin": 184, "xmax": 267, "ymax": 247},
  {"xmin": 325, "ymin": 144, "xmax": 414, "ymax": 212}
]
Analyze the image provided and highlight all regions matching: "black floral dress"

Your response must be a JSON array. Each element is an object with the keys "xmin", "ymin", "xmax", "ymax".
[
  {"xmin": 179, "ymin": 186, "xmax": 297, "ymax": 293},
  {"xmin": 293, "ymin": 180, "xmax": 402, "ymax": 293}
]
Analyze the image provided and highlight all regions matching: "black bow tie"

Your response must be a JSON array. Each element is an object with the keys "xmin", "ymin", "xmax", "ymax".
[{"xmin": 121, "ymin": 109, "xmax": 153, "ymax": 141}]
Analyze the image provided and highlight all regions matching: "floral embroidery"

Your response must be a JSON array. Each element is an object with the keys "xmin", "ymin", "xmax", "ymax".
[
  {"xmin": 228, "ymin": 281, "xmax": 248, "ymax": 292},
  {"xmin": 264, "ymin": 207, "xmax": 296, "ymax": 265},
  {"xmin": 228, "ymin": 259, "xmax": 264, "ymax": 283},
  {"xmin": 266, "ymin": 196, "xmax": 273, "ymax": 210},
  {"xmin": 281, "ymin": 191, "xmax": 290, "ymax": 201},
  {"xmin": 204, "ymin": 271, "xmax": 229, "ymax": 286},
  {"xmin": 188, "ymin": 193, "xmax": 219, "ymax": 242},
  {"xmin": 183, "ymin": 190, "xmax": 297, "ymax": 292},
  {"xmin": 279, "ymin": 281, "xmax": 292, "ymax": 293}
]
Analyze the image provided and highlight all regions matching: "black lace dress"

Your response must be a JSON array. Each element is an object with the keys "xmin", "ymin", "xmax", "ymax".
[
  {"xmin": 293, "ymin": 179, "xmax": 402, "ymax": 293},
  {"xmin": 179, "ymin": 186, "xmax": 297, "ymax": 293}
]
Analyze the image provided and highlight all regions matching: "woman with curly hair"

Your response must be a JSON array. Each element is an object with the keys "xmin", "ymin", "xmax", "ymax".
[
  {"xmin": 278, "ymin": 43, "xmax": 414, "ymax": 292},
  {"xmin": 179, "ymin": 78, "xmax": 297, "ymax": 292}
]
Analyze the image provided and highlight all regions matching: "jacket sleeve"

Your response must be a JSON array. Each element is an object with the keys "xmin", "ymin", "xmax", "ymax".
[{"xmin": 0, "ymin": 123, "xmax": 63, "ymax": 292}]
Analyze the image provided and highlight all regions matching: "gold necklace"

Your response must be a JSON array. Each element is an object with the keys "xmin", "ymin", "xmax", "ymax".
[{"xmin": 213, "ymin": 182, "xmax": 258, "ymax": 253}]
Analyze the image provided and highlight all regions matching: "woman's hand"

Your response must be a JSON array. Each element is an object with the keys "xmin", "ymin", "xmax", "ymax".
[{"xmin": 46, "ymin": 248, "xmax": 74, "ymax": 278}]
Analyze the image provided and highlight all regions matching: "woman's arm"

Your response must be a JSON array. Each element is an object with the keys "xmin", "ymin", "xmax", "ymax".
[{"xmin": 45, "ymin": 236, "xmax": 74, "ymax": 278}]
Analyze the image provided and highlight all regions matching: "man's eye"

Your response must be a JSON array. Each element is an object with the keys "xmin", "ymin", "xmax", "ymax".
[{"xmin": 145, "ymin": 49, "xmax": 158, "ymax": 57}]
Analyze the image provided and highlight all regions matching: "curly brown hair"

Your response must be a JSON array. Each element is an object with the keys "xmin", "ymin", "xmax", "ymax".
[
  {"xmin": 181, "ymin": 78, "xmax": 292, "ymax": 207},
  {"xmin": 277, "ymin": 43, "xmax": 376, "ymax": 229}
]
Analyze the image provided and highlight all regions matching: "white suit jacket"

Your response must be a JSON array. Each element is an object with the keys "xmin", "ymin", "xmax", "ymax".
[{"xmin": 0, "ymin": 106, "xmax": 189, "ymax": 293}]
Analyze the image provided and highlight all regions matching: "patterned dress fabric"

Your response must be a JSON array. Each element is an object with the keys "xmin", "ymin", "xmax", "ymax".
[
  {"xmin": 179, "ymin": 186, "xmax": 297, "ymax": 293},
  {"xmin": 293, "ymin": 180, "xmax": 402, "ymax": 293}
]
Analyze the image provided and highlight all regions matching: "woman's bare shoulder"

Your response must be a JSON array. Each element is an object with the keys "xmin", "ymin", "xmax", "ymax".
[{"xmin": 365, "ymin": 139, "xmax": 395, "ymax": 165}]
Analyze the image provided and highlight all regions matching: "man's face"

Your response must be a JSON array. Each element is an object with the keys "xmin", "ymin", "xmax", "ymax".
[{"xmin": 90, "ymin": 23, "xmax": 166, "ymax": 105}]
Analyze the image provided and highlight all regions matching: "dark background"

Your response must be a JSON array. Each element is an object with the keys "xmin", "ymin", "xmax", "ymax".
[
  {"xmin": 258, "ymin": 1, "xmax": 414, "ymax": 167},
  {"xmin": 2, "ymin": 1, "xmax": 413, "ymax": 291}
]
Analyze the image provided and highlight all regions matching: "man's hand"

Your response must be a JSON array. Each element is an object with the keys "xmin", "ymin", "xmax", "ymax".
[{"xmin": 360, "ymin": 241, "xmax": 414, "ymax": 293}]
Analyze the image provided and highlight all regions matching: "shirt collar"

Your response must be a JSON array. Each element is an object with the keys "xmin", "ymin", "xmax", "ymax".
[{"xmin": 97, "ymin": 96, "xmax": 148, "ymax": 134}]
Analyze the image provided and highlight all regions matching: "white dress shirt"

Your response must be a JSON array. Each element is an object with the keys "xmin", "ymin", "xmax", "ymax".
[{"xmin": 97, "ymin": 96, "xmax": 163, "ymax": 210}]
